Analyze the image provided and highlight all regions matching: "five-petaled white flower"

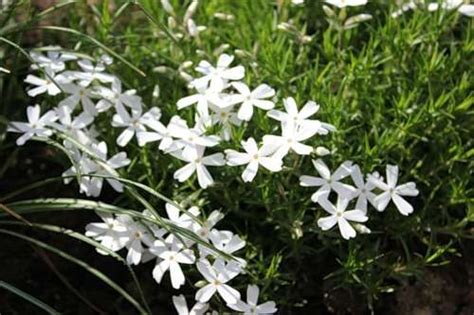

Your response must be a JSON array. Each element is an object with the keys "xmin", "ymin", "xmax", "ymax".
[
  {"xmin": 149, "ymin": 239, "xmax": 196, "ymax": 289},
  {"xmin": 24, "ymin": 67, "xmax": 64, "ymax": 97},
  {"xmin": 225, "ymin": 137, "xmax": 282, "ymax": 182},
  {"xmin": 8, "ymin": 104, "xmax": 57, "ymax": 145},
  {"xmin": 172, "ymin": 146, "xmax": 225, "ymax": 189},
  {"xmin": 228, "ymin": 285, "xmax": 278, "ymax": 315},
  {"xmin": 299, "ymin": 159, "xmax": 356, "ymax": 202},
  {"xmin": 85, "ymin": 212, "xmax": 130, "ymax": 254},
  {"xmin": 111, "ymin": 106, "xmax": 161, "ymax": 147},
  {"xmin": 368, "ymin": 165, "xmax": 419, "ymax": 216},
  {"xmin": 317, "ymin": 196, "xmax": 368, "ymax": 240},
  {"xmin": 177, "ymin": 80, "xmax": 224, "ymax": 117},
  {"xmin": 195, "ymin": 258, "xmax": 241, "ymax": 304},
  {"xmin": 267, "ymin": 97, "xmax": 335, "ymax": 135},
  {"xmin": 263, "ymin": 122, "xmax": 316, "ymax": 159},
  {"xmin": 349, "ymin": 165, "xmax": 378, "ymax": 213},
  {"xmin": 229, "ymin": 82, "xmax": 275, "ymax": 121},
  {"xmin": 192, "ymin": 54, "xmax": 245, "ymax": 91}
]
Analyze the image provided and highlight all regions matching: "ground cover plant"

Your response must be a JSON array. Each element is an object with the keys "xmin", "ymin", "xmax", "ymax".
[{"xmin": 0, "ymin": 0, "xmax": 473, "ymax": 314}]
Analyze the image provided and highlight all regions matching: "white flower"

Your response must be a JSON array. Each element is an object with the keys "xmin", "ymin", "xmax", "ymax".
[
  {"xmin": 8, "ymin": 104, "xmax": 57, "ymax": 145},
  {"xmin": 85, "ymin": 212, "xmax": 130, "ymax": 253},
  {"xmin": 166, "ymin": 203, "xmax": 201, "ymax": 230},
  {"xmin": 172, "ymin": 295, "xmax": 208, "ymax": 315},
  {"xmin": 177, "ymin": 81, "xmax": 224, "ymax": 117},
  {"xmin": 74, "ymin": 59, "xmax": 114, "ymax": 85},
  {"xmin": 149, "ymin": 240, "xmax": 196, "ymax": 289},
  {"xmin": 168, "ymin": 117, "xmax": 220, "ymax": 156},
  {"xmin": 317, "ymin": 196, "xmax": 368, "ymax": 240},
  {"xmin": 79, "ymin": 141, "xmax": 131, "ymax": 197},
  {"xmin": 172, "ymin": 146, "xmax": 225, "ymax": 189},
  {"xmin": 229, "ymin": 82, "xmax": 275, "ymax": 121},
  {"xmin": 368, "ymin": 165, "xmax": 419, "ymax": 215},
  {"xmin": 24, "ymin": 67, "xmax": 63, "ymax": 97},
  {"xmin": 112, "ymin": 106, "xmax": 161, "ymax": 147},
  {"xmin": 228, "ymin": 285, "xmax": 278, "ymax": 315},
  {"xmin": 59, "ymin": 83, "xmax": 98, "ymax": 116},
  {"xmin": 199, "ymin": 229, "xmax": 246, "ymax": 262},
  {"xmin": 195, "ymin": 259, "xmax": 241, "ymax": 304},
  {"xmin": 209, "ymin": 104, "xmax": 242, "ymax": 141},
  {"xmin": 120, "ymin": 216, "xmax": 155, "ymax": 265},
  {"xmin": 192, "ymin": 54, "xmax": 245, "ymax": 91},
  {"xmin": 30, "ymin": 50, "xmax": 77, "ymax": 72},
  {"xmin": 299, "ymin": 159, "xmax": 356, "ymax": 202},
  {"xmin": 349, "ymin": 165, "xmax": 377, "ymax": 213},
  {"xmin": 324, "ymin": 0, "xmax": 368, "ymax": 8},
  {"xmin": 225, "ymin": 137, "xmax": 282, "ymax": 182},
  {"xmin": 136, "ymin": 116, "xmax": 180, "ymax": 152},
  {"xmin": 262, "ymin": 122, "xmax": 316, "ymax": 159},
  {"xmin": 51, "ymin": 105, "xmax": 93, "ymax": 141},
  {"xmin": 267, "ymin": 97, "xmax": 335, "ymax": 135},
  {"xmin": 194, "ymin": 210, "xmax": 225, "ymax": 241},
  {"xmin": 95, "ymin": 78, "xmax": 142, "ymax": 112}
]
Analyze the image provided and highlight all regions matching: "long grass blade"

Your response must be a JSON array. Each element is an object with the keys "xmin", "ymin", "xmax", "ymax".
[{"xmin": 0, "ymin": 280, "xmax": 61, "ymax": 315}]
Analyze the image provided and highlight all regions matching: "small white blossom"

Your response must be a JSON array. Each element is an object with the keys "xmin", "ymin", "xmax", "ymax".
[
  {"xmin": 8, "ymin": 104, "xmax": 57, "ymax": 145},
  {"xmin": 229, "ymin": 82, "xmax": 275, "ymax": 121},
  {"xmin": 299, "ymin": 159, "xmax": 356, "ymax": 202},
  {"xmin": 317, "ymin": 196, "xmax": 368, "ymax": 240},
  {"xmin": 368, "ymin": 165, "xmax": 419, "ymax": 215},
  {"xmin": 149, "ymin": 240, "xmax": 196, "ymax": 289},
  {"xmin": 225, "ymin": 137, "xmax": 282, "ymax": 182},
  {"xmin": 195, "ymin": 258, "xmax": 241, "ymax": 304},
  {"xmin": 192, "ymin": 54, "xmax": 245, "ymax": 91},
  {"xmin": 228, "ymin": 285, "xmax": 278, "ymax": 315},
  {"xmin": 172, "ymin": 146, "xmax": 225, "ymax": 189},
  {"xmin": 85, "ymin": 212, "xmax": 130, "ymax": 253}
]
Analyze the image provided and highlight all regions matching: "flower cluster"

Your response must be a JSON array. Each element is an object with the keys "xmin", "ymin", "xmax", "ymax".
[
  {"xmin": 85, "ymin": 204, "xmax": 276, "ymax": 314},
  {"xmin": 8, "ymin": 47, "xmax": 419, "ymax": 313}
]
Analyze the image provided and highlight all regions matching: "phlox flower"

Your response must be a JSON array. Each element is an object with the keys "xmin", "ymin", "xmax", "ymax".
[
  {"xmin": 24, "ymin": 67, "xmax": 64, "ymax": 97},
  {"xmin": 317, "ymin": 196, "xmax": 368, "ymax": 240},
  {"xmin": 195, "ymin": 258, "xmax": 241, "ymax": 304},
  {"xmin": 225, "ymin": 137, "xmax": 282, "ymax": 182},
  {"xmin": 168, "ymin": 118, "xmax": 220, "ymax": 156},
  {"xmin": 267, "ymin": 97, "xmax": 335, "ymax": 135},
  {"xmin": 8, "ymin": 104, "xmax": 57, "ymax": 146},
  {"xmin": 149, "ymin": 239, "xmax": 196, "ymax": 289},
  {"xmin": 79, "ymin": 141, "xmax": 130, "ymax": 197},
  {"xmin": 172, "ymin": 146, "xmax": 225, "ymax": 189},
  {"xmin": 349, "ymin": 165, "xmax": 377, "ymax": 213},
  {"xmin": 192, "ymin": 54, "xmax": 245, "ymax": 91},
  {"xmin": 228, "ymin": 285, "xmax": 278, "ymax": 315},
  {"xmin": 209, "ymin": 104, "xmax": 242, "ymax": 141},
  {"xmin": 74, "ymin": 59, "xmax": 114, "ymax": 85},
  {"xmin": 30, "ymin": 50, "xmax": 77, "ymax": 72},
  {"xmin": 177, "ymin": 79, "xmax": 225, "ymax": 117},
  {"xmin": 368, "ymin": 165, "xmax": 419, "ymax": 216},
  {"xmin": 59, "ymin": 82, "xmax": 98, "ymax": 116},
  {"xmin": 112, "ymin": 106, "xmax": 161, "ymax": 147},
  {"xmin": 299, "ymin": 159, "xmax": 356, "ymax": 202},
  {"xmin": 51, "ymin": 105, "xmax": 93, "ymax": 141},
  {"xmin": 172, "ymin": 295, "xmax": 208, "ymax": 315},
  {"xmin": 262, "ymin": 122, "xmax": 316, "ymax": 159},
  {"xmin": 229, "ymin": 82, "xmax": 275, "ymax": 121},
  {"xmin": 95, "ymin": 78, "xmax": 142, "ymax": 113},
  {"xmin": 136, "ymin": 115, "xmax": 180, "ymax": 152},
  {"xmin": 199, "ymin": 229, "xmax": 246, "ymax": 264},
  {"xmin": 85, "ymin": 212, "xmax": 130, "ymax": 254},
  {"xmin": 194, "ymin": 210, "xmax": 224, "ymax": 241},
  {"xmin": 117, "ymin": 215, "xmax": 155, "ymax": 265}
]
